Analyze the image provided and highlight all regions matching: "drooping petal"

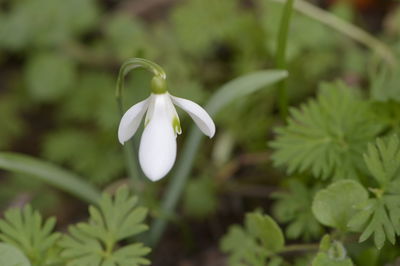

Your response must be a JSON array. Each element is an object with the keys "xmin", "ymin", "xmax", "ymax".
[
  {"xmin": 118, "ymin": 98, "xmax": 149, "ymax": 145},
  {"xmin": 139, "ymin": 94, "xmax": 177, "ymax": 181},
  {"xmin": 170, "ymin": 95, "xmax": 216, "ymax": 138}
]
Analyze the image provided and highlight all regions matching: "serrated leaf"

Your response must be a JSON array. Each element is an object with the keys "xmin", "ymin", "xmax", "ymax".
[
  {"xmin": 312, "ymin": 180, "xmax": 368, "ymax": 231},
  {"xmin": 0, "ymin": 243, "xmax": 31, "ymax": 266},
  {"xmin": 59, "ymin": 186, "xmax": 150, "ymax": 266},
  {"xmin": 363, "ymin": 135, "xmax": 400, "ymax": 188},
  {"xmin": 220, "ymin": 211, "xmax": 285, "ymax": 266},
  {"xmin": 349, "ymin": 196, "xmax": 400, "ymax": 249},
  {"xmin": 271, "ymin": 81, "xmax": 382, "ymax": 180},
  {"xmin": 0, "ymin": 205, "xmax": 60, "ymax": 266},
  {"xmin": 350, "ymin": 135, "xmax": 400, "ymax": 249}
]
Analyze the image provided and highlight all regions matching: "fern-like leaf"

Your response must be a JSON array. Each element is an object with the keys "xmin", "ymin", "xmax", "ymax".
[
  {"xmin": 270, "ymin": 81, "xmax": 382, "ymax": 180},
  {"xmin": 349, "ymin": 135, "xmax": 400, "ymax": 249},
  {"xmin": 59, "ymin": 186, "xmax": 150, "ymax": 266},
  {"xmin": 0, "ymin": 205, "xmax": 61, "ymax": 266},
  {"xmin": 220, "ymin": 212, "xmax": 284, "ymax": 266}
]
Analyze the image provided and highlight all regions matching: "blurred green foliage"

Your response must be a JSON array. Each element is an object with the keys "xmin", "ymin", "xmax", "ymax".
[
  {"xmin": 0, "ymin": 0, "xmax": 375, "ymax": 187},
  {"xmin": 273, "ymin": 179, "xmax": 323, "ymax": 241},
  {"xmin": 1, "ymin": 0, "xmax": 400, "ymax": 264}
]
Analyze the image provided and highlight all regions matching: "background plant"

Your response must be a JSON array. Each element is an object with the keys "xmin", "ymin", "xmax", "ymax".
[
  {"xmin": 1, "ymin": 0, "xmax": 400, "ymax": 265},
  {"xmin": 0, "ymin": 187, "xmax": 150, "ymax": 266}
]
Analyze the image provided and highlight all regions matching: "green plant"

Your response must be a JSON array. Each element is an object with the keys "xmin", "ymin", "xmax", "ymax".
[
  {"xmin": 0, "ymin": 205, "xmax": 61, "ymax": 266},
  {"xmin": 270, "ymin": 81, "xmax": 382, "ymax": 180},
  {"xmin": 0, "ymin": 187, "xmax": 150, "ymax": 266},
  {"xmin": 1, "ymin": 0, "xmax": 400, "ymax": 265},
  {"xmin": 220, "ymin": 212, "xmax": 285, "ymax": 266}
]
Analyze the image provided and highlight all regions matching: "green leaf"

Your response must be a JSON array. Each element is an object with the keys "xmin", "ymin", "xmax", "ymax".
[
  {"xmin": 349, "ymin": 135, "xmax": 400, "ymax": 249},
  {"xmin": 0, "ymin": 206, "xmax": 60, "ymax": 266},
  {"xmin": 363, "ymin": 135, "xmax": 400, "ymax": 188},
  {"xmin": 0, "ymin": 152, "xmax": 101, "ymax": 204},
  {"xmin": 370, "ymin": 66, "xmax": 400, "ymax": 102},
  {"xmin": 348, "ymin": 196, "xmax": 400, "ymax": 249},
  {"xmin": 59, "ymin": 186, "xmax": 151, "ymax": 266},
  {"xmin": 150, "ymin": 69, "xmax": 288, "ymax": 244},
  {"xmin": 205, "ymin": 70, "xmax": 288, "ymax": 116},
  {"xmin": 271, "ymin": 81, "xmax": 382, "ymax": 180},
  {"xmin": 245, "ymin": 213, "xmax": 284, "ymax": 252},
  {"xmin": 220, "ymin": 226, "xmax": 268, "ymax": 266},
  {"xmin": 0, "ymin": 243, "xmax": 30, "ymax": 266},
  {"xmin": 220, "ymin": 211, "xmax": 285, "ymax": 266},
  {"xmin": 24, "ymin": 53, "xmax": 76, "ymax": 102},
  {"xmin": 312, "ymin": 180, "xmax": 368, "ymax": 231},
  {"xmin": 273, "ymin": 179, "xmax": 323, "ymax": 240}
]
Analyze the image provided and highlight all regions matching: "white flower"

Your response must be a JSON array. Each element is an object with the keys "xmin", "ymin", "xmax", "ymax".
[{"xmin": 118, "ymin": 92, "xmax": 215, "ymax": 181}]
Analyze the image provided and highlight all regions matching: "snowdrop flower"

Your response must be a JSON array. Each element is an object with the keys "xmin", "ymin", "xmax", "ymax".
[{"xmin": 118, "ymin": 76, "xmax": 215, "ymax": 182}]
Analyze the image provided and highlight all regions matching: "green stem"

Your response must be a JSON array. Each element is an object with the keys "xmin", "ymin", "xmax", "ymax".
[
  {"xmin": 271, "ymin": 0, "xmax": 397, "ymax": 67},
  {"xmin": 275, "ymin": 0, "xmax": 295, "ymax": 119},
  {"xmin": 116, "ymin": 58, "xmax": 166, "ymax": 188},
  {"xmin": 116, "ymin": 58, "xmax": 166, "ymax": 99},
  {"xmin": 148, "ymin": 129, "xmax": 202, "ymax": 246},
  {"xmin": 279, "ymin": 243, "xmax": 319, "ymax": 254}
]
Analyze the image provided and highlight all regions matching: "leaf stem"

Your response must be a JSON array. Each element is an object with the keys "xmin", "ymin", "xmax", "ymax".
[
  {"xmin": 278, "ymin": 243, "xmax": 319, "ymax": 254},
  {"xmin": 275, "ymin": 0, "xmax": 295, "ymax": 119},
  {"xmin": 271, "ymin": 0, "xmax": 397, "ymax": 67}
]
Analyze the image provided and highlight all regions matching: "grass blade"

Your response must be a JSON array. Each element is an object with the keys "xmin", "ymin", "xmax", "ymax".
[{"xmin": 0, "ymin": 152, "xmax": 101, "ymax": 204}]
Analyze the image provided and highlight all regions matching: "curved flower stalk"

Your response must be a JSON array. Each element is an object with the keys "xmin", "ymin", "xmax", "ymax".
[{"xmin": 117, "ymin": 59, "xmax": 215, "ymax": 182}]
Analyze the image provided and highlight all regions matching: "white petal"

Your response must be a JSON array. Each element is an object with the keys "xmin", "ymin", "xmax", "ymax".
[
  {"xmin": 139, "ymin": 95, "xmax": 177, "ymax": 181},
  {"xmin": 170, "ymin": 95, "xmax": 216, "ymax": 138},
  {"xmin": 118, "ymin": 99, "xmax": 149, "ymax": 145},
  {"xmin": 144, "ymin": 94, "xmax": 156, "ymax": 126}
]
